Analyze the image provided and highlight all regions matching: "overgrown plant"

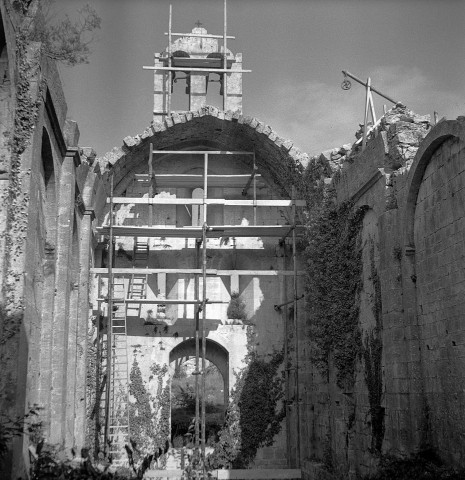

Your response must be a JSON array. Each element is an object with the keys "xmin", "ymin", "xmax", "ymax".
[
  {"xmin": 363, "ymin": 241, "xmax": 384, "ymax": 453},
  {"xmin": 31, "ymin": 1, "xmax": 101, "ymax": 66},
  {"xmin": 226, "ymin": 292, "xmax": 247, "ymax": 323},
  {"xmin": 206, "ymin": 349, "xmax": 285, "ymax": 469},
  {"xmin": 0, "ymin": 404, "xmax": 42, "ymax": 459},
  {"xmin": 128, "ymin": 359, "xmax": 169, "ymax": 467},
  {"xmin": 362, "ymin": 448, "xmax": 465, "ymax": 480},
  {"xmin": 305, "ymin": 199, "xmax": 368, "ymax": 389}
]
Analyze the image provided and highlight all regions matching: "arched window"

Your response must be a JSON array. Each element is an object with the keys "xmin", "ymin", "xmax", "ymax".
[{"xmin": 40, "ymin": 128, "xmax": 57, "ymax": 244}]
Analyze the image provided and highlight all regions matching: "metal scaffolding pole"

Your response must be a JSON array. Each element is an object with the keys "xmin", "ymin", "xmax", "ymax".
[
  {"xmin": 292, "ymin": 186, "xmax": 301, "ymax": 467},
  {"xmin": 223, "ymin": 0, "xmax": 228, "ymax": 110},
  {"xmin": 103, "ymin": 174, "xmax": 115, "ymax": 454},
  {"xmin": 201, "ymin": 152, "xmax": 209, "ymax": 471},
  {"xmin": 167, "ymin": 5, "xmax": 172, "ymax": 115},
  {"xmin": 194, "ymin": 244, "xmax": 200, "ymax": 454}
]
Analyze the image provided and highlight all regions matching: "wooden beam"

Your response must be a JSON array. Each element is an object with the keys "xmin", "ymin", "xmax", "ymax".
[
  {"xmin": 96, "ymin": 225, "xmax": 306, "ymax": 238},
  {"xmin": 212, "ymin": 470, "xmax": 302, "ymax": 479},
  {"xmin": 152, "ymin": 174, "xmax": 265, "ymax": 188},
  {"xmin": 107, "ymin": 197, "xmax": 306, "ymax": 207},
  {"xmin": 165, "ymin": 32, "xmax": 236, "ymax": 39},
  {"xmin": 143, "ymin": 66, "xmax": 251, "ymax": 73},
  {"xmin": 91, "ymin": 268, "xmax": 305, "ymax": 276},
  {"xmin": 151, "ymin": 150, "xmax": 254, "ymax": 155},
  {"xmin": 144, "ymin": 470, "xmax": 184, "ymax": 479},
  {"xmin": 242, "ymin": 165, "xmax": 258, "ymax": 196},
  {"xmin": 144, "ymin": 470, "xmax": 302, "ymax": 480},
  {"xmin": 162, "ymin": 57, "xmax": 234, "ymax": 68},
  {"xmin": 97, "ymin": 298, "xmax": 226, "ymax": 305}
]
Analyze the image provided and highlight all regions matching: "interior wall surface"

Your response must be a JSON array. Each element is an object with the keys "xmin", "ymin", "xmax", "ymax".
[
  {"xmin": 0, "ymin": 6, "xmax": 92, "ymax": 474},
  {"xmin": 302, "ymin": 114, "xmax": 465, "ymax": 477},
  {"xmin": 89, "ymin": 121, "xmax": 311, "ymax": 468}
]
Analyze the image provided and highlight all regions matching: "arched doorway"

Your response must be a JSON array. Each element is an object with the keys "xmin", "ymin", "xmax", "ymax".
[{"xmin": 169, "ymin": 339, "xmax": 229, "ymax": 444}]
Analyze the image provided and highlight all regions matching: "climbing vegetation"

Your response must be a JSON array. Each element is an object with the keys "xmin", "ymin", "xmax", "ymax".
[
  {"xmin": 361, "ymin": 449, "xmax": 465, "ymax": 480},
  {"xmin": 129, "ymin": 359, "xmax": 170, "ymax": 462},
  {"xmin": 206, "ymin": 349, "xmax": 285, "ymax": 469},
  {"xmin": 305, "ymin": 197, "xmax": 368, "ymax": 389},
  {"xmin": 363, "ymin": 241, "xmax": 384, "ymax": 453}
]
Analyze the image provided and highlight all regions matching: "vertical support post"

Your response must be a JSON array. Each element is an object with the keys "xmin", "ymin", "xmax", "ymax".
[
  {"xmin": 153, "ymin": 54, "xmax": 167, "ymax": 120},
  {"xmin": 104, "ymin": 174, "xmax": 115, "ymax": 454},
  {"xmin": 279, "ymin": 245, "xmax": 291, "ymax": 465},
  {"xmin": 194, "ymin": 249, "xmax": 200, "ymax": 454},
  {"xmin": 168, "ymin": 5, "xmax": 172, "ymax": 115},
  {"xmin": 362, "ymin": 77, "xmax": 371, "ymax": 151},
  {"xmin": 362, "ymin": 77, "xmax": 376, "ymax": 151},
  {"xmin": 223, "ymin": 0, "xmax": 228, "ymax": 110},
  {"xmin": 194, "ymin": 233, "xmax": 201, "ymax": 456},
  {"xmin": 292, "ymin": 186, "xmax": 301, "ymax": 467},
  {"xmin": 94, "ymin": 298, "xmax": 102, "ymax": 456},
  {"xmin": 148, "ymin": 144, "xmax": 153, "ymax": 227},
  {"xmin": 201, "ymin": 153, "xmax": 208, "ymax": 470},
  {"xmin": 253, "ymin": 152, "xmax": 257, "ymax": 226}
]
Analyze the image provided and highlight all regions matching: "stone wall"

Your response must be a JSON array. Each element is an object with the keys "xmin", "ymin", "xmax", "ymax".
[
  {"xmin": 301, "ymin": 110, "xmax": 465, "ymax": 477},
  {"xmin": 0, "ymin": 2, "xmax": 93, "ymax": 476}
]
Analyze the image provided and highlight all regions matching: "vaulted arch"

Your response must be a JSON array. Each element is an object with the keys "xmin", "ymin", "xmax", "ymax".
[
  {"xmin": 92, "ymin": 108, "xmax": 310, "ymax": 222},
  {"xmin": 170, "ymin": 337, "xmax": 229, "ymax": 405}
]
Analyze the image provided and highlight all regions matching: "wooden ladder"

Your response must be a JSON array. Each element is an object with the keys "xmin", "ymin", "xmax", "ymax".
[{"xmin": 108, "ymin": 278, "xmax": 130, "ymax": 464}]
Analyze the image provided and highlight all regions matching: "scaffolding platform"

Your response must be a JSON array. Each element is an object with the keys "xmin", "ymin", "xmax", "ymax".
[{"xmin": 97, "ymin": 224, "xmax": 305, "ymax": 238}]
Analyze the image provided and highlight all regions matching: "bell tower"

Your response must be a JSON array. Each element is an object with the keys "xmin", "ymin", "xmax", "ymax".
[{"xmin": 146, "ymin": 5, "xmax": 251, "ymax": 120}]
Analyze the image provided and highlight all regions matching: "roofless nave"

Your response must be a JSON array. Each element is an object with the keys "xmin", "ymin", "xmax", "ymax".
[{"xmin": 1, "ymin": 1, "xmax": 465, "ymax": 479}]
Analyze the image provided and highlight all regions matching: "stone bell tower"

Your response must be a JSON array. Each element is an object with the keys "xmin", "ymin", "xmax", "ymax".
[{"xmin": 152, "ymin": 24, "xmax": 246, "ymax": 119}]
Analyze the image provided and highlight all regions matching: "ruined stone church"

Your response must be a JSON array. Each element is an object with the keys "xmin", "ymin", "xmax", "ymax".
[{"xmin": 1, "ymin": 1, "xmax": 465, "ymax": 479}]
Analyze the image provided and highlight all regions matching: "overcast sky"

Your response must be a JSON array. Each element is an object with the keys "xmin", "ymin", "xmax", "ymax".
[{"xmin": 57, "ymin": 0, "xmax": 465, "ymax": 158}]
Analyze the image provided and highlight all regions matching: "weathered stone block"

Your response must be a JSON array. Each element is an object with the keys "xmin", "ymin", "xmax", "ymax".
[{"xmin": 63, "ymin": 119, "xmax": 80, "ymax": 147}]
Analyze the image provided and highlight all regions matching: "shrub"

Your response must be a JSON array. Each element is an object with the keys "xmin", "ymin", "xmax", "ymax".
[{"xmin": 227, "ymin": 292, "xmax": 247, "ymax": 322}]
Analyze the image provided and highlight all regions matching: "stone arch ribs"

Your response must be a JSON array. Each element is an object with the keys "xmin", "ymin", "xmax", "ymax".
[
  {"xmin": 403, "ymin": 118, "xmax": 465, "ymax": 254},
  {"xmin": 170, "ymin": 337, "xmax": 229, "ymax": 406},
  {"xmin": 93, "ymin": 107, "xmax": 310, "ymax": 219}
]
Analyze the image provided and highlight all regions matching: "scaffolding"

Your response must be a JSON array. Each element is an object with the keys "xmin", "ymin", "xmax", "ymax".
[
  {"xmin": 94, "ymin": 0, "xmax": 304, "ymax": 474},
  {"xmin": 143, "ymin": 1, "xmax": 251, "ymax": 117},
  {"xmin": 94, "ymin": 145, "xmax": 306, "ymax": 470}
]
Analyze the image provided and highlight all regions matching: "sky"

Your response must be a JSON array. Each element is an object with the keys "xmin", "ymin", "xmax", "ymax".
[{"xmin": 56, "ymin": 0, "xmax": 465, "ymax": 158}]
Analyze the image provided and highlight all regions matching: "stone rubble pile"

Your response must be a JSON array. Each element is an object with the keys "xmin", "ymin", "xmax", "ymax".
[{"xmin": 310, "ymin": 104, "xmax": 432, "ymax": 177}]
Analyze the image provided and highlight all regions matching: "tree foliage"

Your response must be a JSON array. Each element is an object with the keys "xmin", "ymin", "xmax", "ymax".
[{"xmin": 31, "ymin": 1, "xmax": 101, "ymax": 66}]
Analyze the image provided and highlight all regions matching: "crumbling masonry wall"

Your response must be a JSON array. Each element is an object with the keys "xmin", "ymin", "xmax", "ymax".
[
  {"xmin": 301, "ymin": 108, "xmax": 465, "ymax": 477},
  {"xmin": 0, "ymin": 3, "xmax": 95, "ymax": 476}
]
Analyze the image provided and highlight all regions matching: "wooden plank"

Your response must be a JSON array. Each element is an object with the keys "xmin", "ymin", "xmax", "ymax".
[
  {"xmin": 97, "ymin": 298, "xmax": 226, "ymax": 304},
  {"xmin": 144, "ymin": 469, "xmax": 301, "ymax": 480},
  {"xmin": 97, "ymin": 225, "xmax": 305, "ymax": 238},
  {"xmin": 144, "ymin": 470, "xmax": 184, "ymax": 479},
  {"xmin": 165, "ymin": 32, "xmax": 235, "ymax": 39},
  {"xmin": 168, "ymin": 57, "xmax": 234, "ymax": 68},
  {"xmin": 151, "ymin": 151, "xmax": 254, "ymax": 155},
  {"xmin": 143, "ymin": 66, "xmax": 252, "ymax": 73},
  {"xmin": 91, "ymin": 268, "xmax": 305, "ymax": 276},
  {"xmin": 107, "ymin": 198, "xmax": 306, "ymax": 207},
  {"xmin": 153, "ymin": 174, "xmax": 266, "ymax": 188},
  {"xmin": 212, "ymin": 469, "xmax": 302, "ymax": 480}
]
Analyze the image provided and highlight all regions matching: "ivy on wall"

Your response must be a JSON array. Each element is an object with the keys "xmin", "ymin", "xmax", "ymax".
[
  {"xmin": 129, "ymin": 358, "xmax": 169, "ymax": 463},
  {"xmin": 305, "ymin": 198, "xmax": 368, "ymax": 389},
  {"xmin": 363, "ymin": 241, "xmax": 384, "ymax": 453},
  {"xmin": 206, "ymin": 349, "xmax": 285, "ymax": 469}
]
